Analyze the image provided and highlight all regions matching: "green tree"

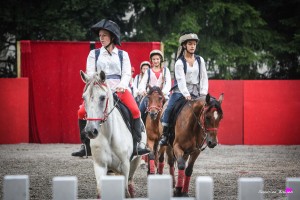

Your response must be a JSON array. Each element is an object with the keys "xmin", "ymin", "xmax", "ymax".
[{"xmin": 1, "ymin": 0, "xmax": 299, "ymax": 79}]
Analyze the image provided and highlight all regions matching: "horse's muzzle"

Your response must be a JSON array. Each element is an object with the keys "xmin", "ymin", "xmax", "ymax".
[
  {"xmin": 85, "ymin": 128, "xmax": 98, "ymax": 139},
  {"xmin": 207, "ymin": 140, "xmax": 217, "ymax": 148},
  {"xmin": 149, "ymin": 111, "xmax": 158, "ymax": 120}
]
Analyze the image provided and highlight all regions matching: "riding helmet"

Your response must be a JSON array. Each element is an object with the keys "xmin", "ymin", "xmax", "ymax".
[
  {"xmin": 179, "ymin": 32, "xmax": 199, "ymax": 45},
  {"xmin": 149, "ymin": 49, "xmax": 164, "ymax": 62},
  {"xmin": 91, "ymin": 19, "xmax": 121, "ymax": 45},
  {"xmin": 140, "ymin": 61, "xmax": 151, "ymax": 69}
]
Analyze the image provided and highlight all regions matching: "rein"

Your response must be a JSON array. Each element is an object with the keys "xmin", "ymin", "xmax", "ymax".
[
  {"xmin": 85, "ymin": 81, "xmax": 120, "ymax": 124},
  {"xmin": 189, "ymin": 101, "xmax": 218, "ymax": 151}
]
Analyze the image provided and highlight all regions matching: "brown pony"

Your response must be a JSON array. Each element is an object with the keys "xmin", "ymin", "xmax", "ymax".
[
  {"xmin": 159, "ymin": 93, "xmax": 224, "ymax": 197},
  {"xmin": 144, "ymin": 86, "xmax": 165, "ymax": 175}
]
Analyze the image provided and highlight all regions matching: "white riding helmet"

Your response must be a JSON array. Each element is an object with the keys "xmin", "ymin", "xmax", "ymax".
[
  {"xmin": 140, "ymin": 61, "xmax": 151, "ymax": 69},
  {"xmin": 179, "ymin": 33, "xmax": 199, "ymax": 45},
  {"xmin": 149, "ymin": 49, "xmax": 164, "ymax": 62}
]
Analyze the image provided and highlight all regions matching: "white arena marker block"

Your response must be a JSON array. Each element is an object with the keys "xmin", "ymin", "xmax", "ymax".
[
  {"xmin": 238, "ymin": 177, "xmax": 263, "ymax": 200},
  {"xmin": 52, "ymin": 176, "xmax": 77, "ymax": 200},
  {"xmin": 286, "ymin": 177, "xmax": 300, "ymax": 200},
  {"xmin": 148, "ymin": 175, "xmax": 172, "ymax": 200},
  {"xmin": 196, "ymin": 176, "xmax": 213, "ymax": 200},
  {"xmin": 3, "ymin": 175, "xmax": 29, "ymax": 200},
  {"xmin": 101, "ymin": 176, "xmax": 125, "ymax": 200}
]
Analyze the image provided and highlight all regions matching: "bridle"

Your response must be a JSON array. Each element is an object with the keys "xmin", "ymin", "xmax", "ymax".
[
  {"xmin": 146, "ymin": 91, "xmax": 164, "ymax": 114},
  {"xmin": 84, "ymin": 81, "xmax": 119, "ymax": 124},
  {"xmin": 189, "ymin": 101, "xmax": 220, "ymax": 151}
]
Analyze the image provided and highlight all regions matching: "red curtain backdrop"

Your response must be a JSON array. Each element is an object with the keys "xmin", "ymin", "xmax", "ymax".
[
  {"xmin": 20, "ymin": 41, "xmax": 161, "ymax": 143},
  {"xmin": 244, "ymin": 80, "xmax": 300, "ymax": 145},
  {"xmin": 0, "ymin": 78, "xmax": 29, "ymax": 144}
]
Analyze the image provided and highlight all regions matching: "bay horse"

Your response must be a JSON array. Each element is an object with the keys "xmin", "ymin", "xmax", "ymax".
[
  {"xmin": 80, "ymin": 70, "xmax": 145, "ymax": 198},
  {"xmin": 144, "ymin": 86, "xmax": 165, "ymax": 174},
  {"xmin": 159, "ymin": 93, "xmax": 224, "ymax": 197}
]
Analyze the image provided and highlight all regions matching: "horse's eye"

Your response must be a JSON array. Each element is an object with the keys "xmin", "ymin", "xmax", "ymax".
[
  {"xmin": 205, "ymin": 116, "xmax": 210, "ymax": 121},
  {"xmin": 159, "ymin": 96, "xmax": 163, "ymax": 100},
  {"xmin": 99, "ymin": 96, "xmax": 106, "ymax": 101}
]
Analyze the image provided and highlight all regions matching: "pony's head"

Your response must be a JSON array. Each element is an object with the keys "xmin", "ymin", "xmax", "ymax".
[
  {"xmin": 80, "ymin": 70, "xmax": 109, "ymax": 139},
  {"xmin": 203, "ymin": 93, "xmax": 224, "ymax": 148},
  {"xmin": 146, "ymin": 85, "xmax": 165, "ymax": 120}
]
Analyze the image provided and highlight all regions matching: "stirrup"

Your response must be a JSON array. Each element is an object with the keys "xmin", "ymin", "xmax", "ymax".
[
  {"xmin": 133, "ymin": 142, "xmax": 150, "ymax": 156},
  {"xmin": 159, "ymin": 136, "xmax": 168, "ymax": 146}
]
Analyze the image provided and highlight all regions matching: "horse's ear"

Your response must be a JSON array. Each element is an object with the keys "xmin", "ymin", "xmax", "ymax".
[
  {"xmin": 218, "ymin": 93, "xmax": 224, "ymax": 104},
  {"xmin": 100, "ymin": 70, "xmax": 106, "ymax": 82},
  {"xmin": 80, "ymin": 70, "xmax": 89, "ymax": 83},
  {"xmin": 206, "ymin": 93, "xmax": 211, "ymax": 104}
]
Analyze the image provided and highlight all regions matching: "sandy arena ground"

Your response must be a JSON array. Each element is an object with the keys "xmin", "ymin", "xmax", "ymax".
[{"xmin": 0, "ymin": 144, "xmax": 299, "ymax": 199}]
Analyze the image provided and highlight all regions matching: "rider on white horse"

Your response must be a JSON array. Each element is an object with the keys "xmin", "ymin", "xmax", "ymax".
[{"xmin": 72, "ymin": 19, "xmax": 150, "ymax": 157}]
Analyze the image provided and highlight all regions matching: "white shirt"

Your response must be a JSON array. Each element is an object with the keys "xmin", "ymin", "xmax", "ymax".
[
  {"xmin": 138, "ymin": 67, "xmax": 172, "ymax": 99},
  {"xmin": 86, "ymin": 46, "xmax": 132, "ymax": 92},
  {"xmin": 174, "ymin": 56, "xmax": 208, "ymax": 97},
  {"xmin": 132, "ymin": 74, "xmax": 142, "ymax": 97}
]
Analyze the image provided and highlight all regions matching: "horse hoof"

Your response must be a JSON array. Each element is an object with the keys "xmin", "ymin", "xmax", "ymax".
[
  {"xmin": 128, "ymin": 183, "xmax": 135, "ymax": 198},
  {"xmin": 173, "ymin": 187, "xmax": 182, "ymax": 197},
  {"xmin": 182, "ymin": 192, "xmax": 189, "ymax": 197}
]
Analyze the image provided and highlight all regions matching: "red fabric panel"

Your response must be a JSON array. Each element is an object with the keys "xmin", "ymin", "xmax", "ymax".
[
  {"xmin": 244, "ymin": 80, "xmax": 300, "ymax": 145},
  {"xmin": 209, "ymin": 80, "xmax": 244, "ymax": 144},
  {"xmin": 20, "ymin": 41, "xmax": 161, "ymax": 143},
  {"xmin": 0, "ymin": 78, "xmax": 29, "ymax": 144}
]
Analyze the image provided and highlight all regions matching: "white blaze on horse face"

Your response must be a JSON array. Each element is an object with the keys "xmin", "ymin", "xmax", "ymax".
[{"xmin": 213, "ymin": 111, "xmax": 218, "ymax": 120}]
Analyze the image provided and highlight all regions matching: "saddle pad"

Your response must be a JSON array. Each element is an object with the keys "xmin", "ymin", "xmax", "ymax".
[
  {"xmin": 113, "ymin": 93, "xmax": 133, "ymax": 132},
  {"xmin": 168, "ymin": 97, "xmax": 188, "ymax": 144}
]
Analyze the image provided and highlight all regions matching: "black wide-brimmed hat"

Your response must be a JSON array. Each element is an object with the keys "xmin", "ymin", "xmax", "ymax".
[{"xmin": 91, "ymin": 19, "xmax": 121, "ymax": 45}]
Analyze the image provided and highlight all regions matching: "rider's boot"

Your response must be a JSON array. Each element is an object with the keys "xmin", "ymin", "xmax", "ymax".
[
  {"xmin": 159, "ymin": 125, "xmax": 169, "ymax": 146},
  {"xmin": 132, "ymin": 118, "xmax": 150, "ymax": 156},
  {"xmin": 71, "ymin": 119, "xmax": 92, "ymax": 157}
]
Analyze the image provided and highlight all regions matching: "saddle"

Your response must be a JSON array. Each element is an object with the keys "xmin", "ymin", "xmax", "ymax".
[
  {"xmin": 167, "ymin": 96, "xmax": 188, "ymax": 145},
  {"xmin": 113, "ymin": 93, "xmax": 134, "ymax": 133}
]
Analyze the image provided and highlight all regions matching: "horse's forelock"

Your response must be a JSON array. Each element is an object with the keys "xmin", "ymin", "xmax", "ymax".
[
  {"xmin": 148, "ymin": 86, "xmax": 163, "ymax": 96},
  {"xmin": 208, "ymin": 99, "xmax": 223, "ymax": 115}
]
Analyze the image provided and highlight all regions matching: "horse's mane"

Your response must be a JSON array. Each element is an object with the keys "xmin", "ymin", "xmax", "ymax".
[{"xmin": 148, "ymin": 86, "xmax": 163, "ymax": 96}]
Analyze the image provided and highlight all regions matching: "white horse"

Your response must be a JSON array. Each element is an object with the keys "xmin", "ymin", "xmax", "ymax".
[{"xmin": 80, "ymin": 70, "xmax": 145, "ymax": 198}]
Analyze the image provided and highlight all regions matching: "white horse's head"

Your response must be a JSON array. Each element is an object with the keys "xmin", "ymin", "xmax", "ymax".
[{"xmin": 80, "ymin": 70, "xmax": 111, "ymax": 139}]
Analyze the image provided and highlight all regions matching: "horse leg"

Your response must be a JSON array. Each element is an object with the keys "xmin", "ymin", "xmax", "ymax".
[
  {"xmin": 182, "ymin": 150, "xmax": 201, "ymax": 197},
  {"xmin": 173, "ymin": 145, "xmax": 188, "ymax": 197},
  {"xmin": 93, "ymin": 162, "xmax": 107, "ymax": 199},
  {"xmin": 148, "ymin": 151, "xmax": 156, "ymax": 174},
  {"xmin": 165, "ymin": 146, "xmax": 175, "ymax": 187},
  {"xmin": 147, "ymin": 139, "xmax": 156, "ymax": 175},
  {"xmin": 128, "ymin": 156, "xmax": 141, "ymax": 198},
  {"xmin": 120, "ymin": 161, "xmax": 131, "ymax": 198},
  {"xmin": 157, "ymin": 145, "xmax": 165, "ymax": 174}
]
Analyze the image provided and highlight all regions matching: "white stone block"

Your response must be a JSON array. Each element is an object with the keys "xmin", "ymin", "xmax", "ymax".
[
  {"xmin": 3, "ymin": 175, "xmax": 29, "ymax": 200},
  {"xmin": 53, "ymin": 176, "xmax": 77, "ymax": 200},
  {"xmin": 148, "ymin": 175, "xmax": 172, "ymax": 200},
  {"xmin": 101, "ymin": 176, "xmax": 125, "ymax": 200},
  {"xmin": 196, "ymin": 176, "xmax": 213, "ymax": 200},
  {"xmin": 238, "ymin": 177, "xmax": 263, "ymax": 200}
]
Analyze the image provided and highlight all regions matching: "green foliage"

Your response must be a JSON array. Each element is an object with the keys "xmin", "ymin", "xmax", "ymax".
[{"xmin": 1, "ymin": 0, "xmax": 299, "ymax": 79}]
